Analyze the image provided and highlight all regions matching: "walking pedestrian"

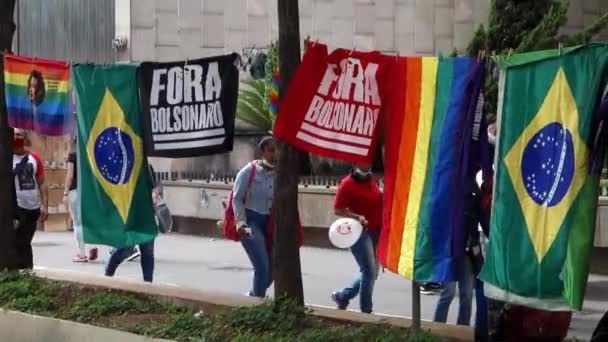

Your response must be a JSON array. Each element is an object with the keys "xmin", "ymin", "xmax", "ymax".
[
  {"xmin": 433, "ymin": 177, "xmax": 488, "ymax": 326},
  {"xmin": 232, "ymin": 136, "xmax": 277, "ymax": 298},
  {"xmin": 104, "ymin": 164, "xmax": 159, "ymax": 282},
  {"xmin": 12, "ymin": 129, "xmax": 48, "ymax": 269},
  {"xmin": 63, "ymin": 137, "xmax": 98, "ymax": 263},
  {"xmin": 420, "ymin": 282, "xmax": 441, "ymax": 295},
  {"xmin": 331, "ymin": 163, "xmax": 383, "ymax": 314}
]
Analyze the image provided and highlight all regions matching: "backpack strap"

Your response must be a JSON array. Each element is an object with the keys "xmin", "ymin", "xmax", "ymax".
[{"xmin": 243, "ymin": 161, "xmax": 257, "ymax": 205}]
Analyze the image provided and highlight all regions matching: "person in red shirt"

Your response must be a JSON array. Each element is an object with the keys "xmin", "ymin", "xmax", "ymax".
[
  {"xmin": 12, "ymin": 129, "xmax": 48, "ymax": 269},
  {"xmin": 331, "ymin": 162, "xmax": 383, "ymax": 314}
]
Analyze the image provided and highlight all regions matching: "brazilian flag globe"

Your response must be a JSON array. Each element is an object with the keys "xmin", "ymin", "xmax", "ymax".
[
  {"xmin": 480, "ymin": 44, "xmax": 608, "ymax": 311},
  {"xmin": 73, "ymin": 64, "xmax": 157, "ymax": 248}
]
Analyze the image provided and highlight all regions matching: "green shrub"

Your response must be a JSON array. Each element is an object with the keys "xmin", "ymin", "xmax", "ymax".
[
  {"xmin": 0, "ymin": 272, "xmax": 441, "ymax": 342},
  {"xmin": 132, "ymin": 312, "xmax": 212, "ymax": 342},
  {"xmin": 62, "ymin": 292, "xmax": 163, "ymax": 323},
  {"xmin": 8, "ymin": 295, "xmax": 56, "ymax": 314},
  {"xmin": 215, "ymin": 298, "xmax": 313, "ymax": 336}
]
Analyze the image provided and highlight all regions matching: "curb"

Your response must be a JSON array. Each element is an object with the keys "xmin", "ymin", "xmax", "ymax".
[
  {"xmin": 34, "ymin": 268, "xmax": 474, "ymax": 341},
  {"xmin": 0, "ymin": 309, "xmax": 171, "ymax": 342}
]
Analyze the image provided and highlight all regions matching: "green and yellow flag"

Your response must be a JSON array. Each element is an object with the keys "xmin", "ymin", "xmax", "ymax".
[
  {"xmin": 73, "ymin": 64, "xmax": 157, "ymax": 248},
  {"xmin": 480, "ymin": 44, "xmax": 608, "ymax": 311}
]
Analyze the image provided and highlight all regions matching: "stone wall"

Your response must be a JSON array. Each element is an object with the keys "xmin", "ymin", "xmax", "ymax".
[
  {"xmin": 162, "ymin": 181, "xmax": 608, "ymax": 247},
  {"xmin": 562, "ymin": 0, "xmax": 608, "ymax": 38}
]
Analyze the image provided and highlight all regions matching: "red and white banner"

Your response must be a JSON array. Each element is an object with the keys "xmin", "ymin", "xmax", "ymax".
[{"xmin": 273, "ymin": 43, "xmax": 391, "ymax": 164}]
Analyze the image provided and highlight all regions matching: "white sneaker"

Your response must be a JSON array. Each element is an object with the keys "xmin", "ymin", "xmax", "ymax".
[{"xmin": 126, "ymin": 250, "xmax": 141, "ymax": 261}]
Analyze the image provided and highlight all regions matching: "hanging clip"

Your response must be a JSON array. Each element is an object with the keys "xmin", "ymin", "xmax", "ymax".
[
  {"xmin": 349, "ymin": 45, "xmax": 356, "ymax": 57},
  {"xmin": 507, "ymin": 48, "xmax": 513, "ymax": 61},
  {"xmin": 558, "ymin": 42, "xmax": 564, "ymax": 56}
]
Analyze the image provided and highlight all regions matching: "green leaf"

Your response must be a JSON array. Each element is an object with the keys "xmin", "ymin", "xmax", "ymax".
[{"xmin": 237, "ymin": 79, "xmax": 273, "ymax": 131}]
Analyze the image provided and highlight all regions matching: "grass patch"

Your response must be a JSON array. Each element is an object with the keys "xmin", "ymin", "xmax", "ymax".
[
  {"xmin": 0, "ymin": 271, "xmax": 443, "ymax": 342},
  {"xmin": 61, "ymin": 292, "xmax": 166, "ymax": 323}
]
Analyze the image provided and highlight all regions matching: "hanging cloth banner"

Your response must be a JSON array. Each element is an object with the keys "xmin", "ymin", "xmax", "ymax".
[
  {"xmin": 73, "ymin": 64, "xmax": 157, "ymax": 248},
  {"xmin": 377, "ymin": 56, "xmax": 487, "ymax": 283},
  {"xmin": 137, "ymin": 54, "xmax": 239, "ymax": 158},
  {"xmin": 480, "ymin": 44, "xmax": 608, "ymax": 311},
  {"xmin": 273, "ymin": 42, "xmax": 391, "ymax": 164},
  {"xmin": 3, "ymin": 54, "xmax": 73, "ymax": 136}
]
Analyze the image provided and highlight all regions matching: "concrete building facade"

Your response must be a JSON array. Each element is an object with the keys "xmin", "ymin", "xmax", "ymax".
[
  {"xmin": 114, "ymin": 0, "xmax": 608, "ymax": 174},
  {"xmin": 116, "ymin": 0, "xmax": 608, "ymax": 64}
]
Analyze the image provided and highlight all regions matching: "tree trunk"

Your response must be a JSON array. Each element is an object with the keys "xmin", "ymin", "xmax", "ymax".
[
  {"xmin": 273, "ymin": 0, "xmax": 304, "ymax": 304},
  {"xmin": 0, "ymin": 0, "xmax": 18, "ymax": 271}
]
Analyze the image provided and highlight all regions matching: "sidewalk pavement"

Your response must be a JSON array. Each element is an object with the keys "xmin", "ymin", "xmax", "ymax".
[{"xmin": 32, "ymin": 231, "xmax": 606, "ymax": 340}]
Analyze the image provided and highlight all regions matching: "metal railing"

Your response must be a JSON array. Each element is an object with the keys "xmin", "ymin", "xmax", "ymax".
[
  {"xmin": 155, "ymin": 171, "xmax": 346, "ymax": 188},
  {"xmin": 159, "ymin": 170, "xmax": 608, "ymax": 198}
]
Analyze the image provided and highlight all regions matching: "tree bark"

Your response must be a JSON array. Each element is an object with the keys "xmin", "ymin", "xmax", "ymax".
[
  {"xmin": 0, "ymin": 0, "xmax": 18, "ymax": 271},
  {"xmin": 273, "ymin": 0, "xmax": 304, "ymax": 304}
]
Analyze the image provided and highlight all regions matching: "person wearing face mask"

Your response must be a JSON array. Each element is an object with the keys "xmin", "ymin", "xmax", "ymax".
[
  {"xmin": 232, "ymin": 136, "xmax": 277, "ymax": 298},
  {"xmin": 331, "ymin": 163, "xmax": 383, "ymax": 314},
  {"xmin": 12, "ymin": 129, "xmax": 48, "ymax": 269}
]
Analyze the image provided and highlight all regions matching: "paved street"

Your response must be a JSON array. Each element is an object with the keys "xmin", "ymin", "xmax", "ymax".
[{"xmin": 33, "ymin": 231, "xmax": 606, "ymax": 340}]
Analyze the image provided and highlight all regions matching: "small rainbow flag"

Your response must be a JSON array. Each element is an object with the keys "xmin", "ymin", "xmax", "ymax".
[
  {"xmin": 269, "ymin": 68, "xmax": 279, "ymax": 117},
  {"xmin": 377, "ymin": 56, "xmax": 485, "ymax": 282},
  {"xmin": 4, "ymin": 54, "xmax": 72, "ymax": 136}
]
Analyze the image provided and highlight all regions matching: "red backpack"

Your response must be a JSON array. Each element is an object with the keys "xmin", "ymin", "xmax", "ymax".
[
  {"xmin": 221, "ymin": 162, "xmax": 304, "ymax": 249},
  {"xmin": 221, "ymin": 162, "xmax": 257, "ymax": 241}
]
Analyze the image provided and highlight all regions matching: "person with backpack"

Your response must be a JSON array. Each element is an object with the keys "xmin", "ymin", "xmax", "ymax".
[
  {"xmin": 330, "ymin": 162, "xmax": 383, "ymax": 314},
  {"xmin": 231, "ymin": 136, "xmax": 277, "ymax": 298},
  {"xmin": 104, "ymin": 163, "xmax": 163, "ymax": 282},
  {"xmin": 63, "ymin": 137, "xmax": 98, "ymax": 263},
  {"xmin": 12, "ymin": 129, "xmax": 48, "ymax": 269}
]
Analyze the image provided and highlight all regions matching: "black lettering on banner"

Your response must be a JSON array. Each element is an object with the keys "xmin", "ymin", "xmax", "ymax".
[{"xmin": 138, "ymin": 54, "xmax": 239, "ymax": 158}]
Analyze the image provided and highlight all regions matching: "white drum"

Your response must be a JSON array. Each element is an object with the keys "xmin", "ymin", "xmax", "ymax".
[{"xmin": 328, "ymin": 217, "xmax": 363, "ymax": 249}]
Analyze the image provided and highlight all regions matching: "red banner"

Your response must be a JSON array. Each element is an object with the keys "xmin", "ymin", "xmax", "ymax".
[{"xmin": 273, "ymin": 43, "xmax": 392, "ymax": 164}]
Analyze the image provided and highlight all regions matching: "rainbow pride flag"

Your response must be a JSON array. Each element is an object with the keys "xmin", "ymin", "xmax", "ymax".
[
  {"xmin": 269, "ymin": 68, "xmax": 280, "ymax": 117},
  {"xmin": 4, "ymin": 54, "xmax": 72, "ymax": 136},
  {"xmin": 377, "ymin": 56, "xmax": 487, "ymax": 282}
]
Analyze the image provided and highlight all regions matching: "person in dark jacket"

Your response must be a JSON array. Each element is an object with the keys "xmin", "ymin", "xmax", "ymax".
[{"xmin": 592, "ymin": 311, "xmax": 608, "ymax": 342}]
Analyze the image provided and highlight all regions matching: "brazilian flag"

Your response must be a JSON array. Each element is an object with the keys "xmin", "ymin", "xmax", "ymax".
[
  {"xmin": 480, "ymin": 44, "xmax": 608, "ymax": 311},
  {"xmin": 73, "ymin": 64, "xmax": 157, "ymax": 248}
]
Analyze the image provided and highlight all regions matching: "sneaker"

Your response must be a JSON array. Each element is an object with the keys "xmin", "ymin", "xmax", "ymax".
[
  {"xmin": 420, "ymin": 282, "xmax": 441, "ymax": 295},
  {"xmin": 331, "ymin": 292, "xmax": 348, "ymax": 310},
  {"xmin": 88, "ymin": 248, "xmax": 99, "ymax": 261},
  {"xmin": 72, "ymin": 255, "xmax": 88, "ymax": 263},
  {"xmin": 126, "ymin": 250, "xmax": 141, "ymax": 262}
]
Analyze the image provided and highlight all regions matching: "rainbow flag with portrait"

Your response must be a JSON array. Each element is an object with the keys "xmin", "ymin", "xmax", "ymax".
[{"xmin": 3, "ymin": 54, "xmax": 73, "ymax": 136}]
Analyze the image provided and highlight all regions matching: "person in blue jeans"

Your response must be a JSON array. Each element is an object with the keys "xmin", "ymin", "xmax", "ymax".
[
  {"xmin": 105, "ymin": 164, "xmax": 160, "ymax": 283},
  {"xmin": 232, "ymin": 137, "xmax": 276, "ymax": 298},
  {"xmin": 434, "ymin": 177, "xmax": 488, "ymax": 326},
  {"xmin": 331, "ymin": 163, "xmax": 383, "ymax": 314},
  {"xmin": 105, "ymin": 240, "xmax": 155, "ymax": 282}
]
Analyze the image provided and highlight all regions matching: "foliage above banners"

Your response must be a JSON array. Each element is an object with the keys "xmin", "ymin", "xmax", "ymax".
[
  {"xmin": 138, "ymin": 54, "xmax": 239, "ymax": 158},
  {"xmin": 273, "ymin": 43, "xmax": 391, "ymax": 165}
]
